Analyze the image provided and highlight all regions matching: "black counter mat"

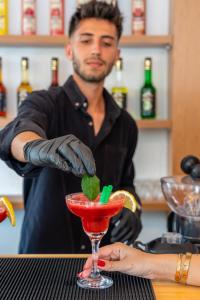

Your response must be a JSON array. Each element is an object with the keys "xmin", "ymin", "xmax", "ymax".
[{"xmin": 0, "ymin": 257, "xmax": 156, "ymax": 300}]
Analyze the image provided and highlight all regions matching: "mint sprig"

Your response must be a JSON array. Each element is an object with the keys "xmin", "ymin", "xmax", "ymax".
[{"xmin": 81, "ymin": 174, "xmax": 100, "ymax": 200}]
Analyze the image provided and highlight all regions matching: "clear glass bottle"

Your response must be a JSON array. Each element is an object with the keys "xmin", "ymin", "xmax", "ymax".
[
  {"xmin": 112, "ymin": 57, "xmax": 128, "ymax": 110},
  {"xmin": 17, "ymin": 57, "xmax": 32, "ymax": 108},
  {"xmin": 49, "ymin": 57, "xmax": 59, "ymax": 88},
  {"xmin": 140, "ymin": 57, "xmax": 156, "ymax": 118},
  {"xmin": 0, "ymin": 57, "xmax": 6, "ymax": 116}
]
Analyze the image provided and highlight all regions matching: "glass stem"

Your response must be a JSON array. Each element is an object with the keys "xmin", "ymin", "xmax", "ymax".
[{"xmin": 90, "ymin": 237, "xmax": 101, "ymax": 279}]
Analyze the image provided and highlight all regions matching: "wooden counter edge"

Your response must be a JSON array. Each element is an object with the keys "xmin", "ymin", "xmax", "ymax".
[{"xmin": 0, "ymin": 254, "xmax": 89, "ymax": 258}]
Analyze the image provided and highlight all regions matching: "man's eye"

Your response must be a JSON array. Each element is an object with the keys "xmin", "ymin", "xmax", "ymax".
[
  {"xmin": 103, "ymin": 42, "xmax": 112, "ymax": 47},
  {"xmin": 81, "ymin": 40, "xmax": 90, "ymax": 44}
]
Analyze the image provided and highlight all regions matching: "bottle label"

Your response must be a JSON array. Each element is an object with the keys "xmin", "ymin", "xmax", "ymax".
[
  {"xmin": 0, "ymin": 91, "xmax": 6, "ymax": 112},
  {"xmin": 132, "ymin": 17, "xmax": 145, "ymax": 34},
  {"xmin": 50, "ymin": 0, "xmax": 64, "ymax": 35},
  {"xmin": 22, "ymin": 0, "xmax": 36, "ymax": 35},
  {"xmin": 0, "ymin": 16, "xmax": 5, "ymax": 30},
  {"xmin": 141, "ymin": 90, "xmax": 155, "ymax": 116},
  {"xmin": 112, "ymin": 92, "xmax": 127, "ymax": 109},
  {"xmin": 17, "ymin": 90, "xmax": 30, "ymax": 108}
]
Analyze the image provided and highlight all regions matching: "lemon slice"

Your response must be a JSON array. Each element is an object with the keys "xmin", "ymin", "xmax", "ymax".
[
  {"xmin": 0, "ymin": 196, "xmax": 16, "ymax": 226},
  {"xmin": 110, "ymin": 190, "xmax": 141, "ymax": 212}
]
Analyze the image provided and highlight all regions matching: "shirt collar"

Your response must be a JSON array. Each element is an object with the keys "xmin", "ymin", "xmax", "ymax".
[
  {"xmin": 62, "ymin": 75, "xmax": 121, "ymax": 121},
  {"xmin": 62, "ymin": 75, "xmax": 89, "ymax": 110}
]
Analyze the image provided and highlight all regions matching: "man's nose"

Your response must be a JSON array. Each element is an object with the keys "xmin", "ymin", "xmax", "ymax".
[{"xmin": 91, "ymin": 40, "xmax": 101, "ymax": 55}]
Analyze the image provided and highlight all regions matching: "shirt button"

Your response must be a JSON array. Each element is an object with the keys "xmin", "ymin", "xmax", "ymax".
[
  {"xmin": 88, "ymin": 121, "xmax": 93, "ymax": 127},
  {"xmin": 75, "ymin": 102, "xmax": 80, "ymax": 107},
  {"xmin": 83, "ymin": 102, "xmax": 87, "ymax": 108},
  {"xmin": 81, "ymin": 245, "xmax": 86, "ymax": 250}
]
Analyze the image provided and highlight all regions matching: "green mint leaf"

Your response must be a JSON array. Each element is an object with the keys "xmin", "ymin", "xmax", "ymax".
[{"xmin": 81, "ymin": 174, "xmax": 100, "ymax": 200}]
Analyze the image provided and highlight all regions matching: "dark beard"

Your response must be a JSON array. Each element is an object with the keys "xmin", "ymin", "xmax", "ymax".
[{"xmin": 72, "ymin": 58, "xmax": 114, "ymax": 83}]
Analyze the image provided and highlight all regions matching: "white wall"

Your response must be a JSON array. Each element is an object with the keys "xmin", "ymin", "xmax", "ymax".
[{"xmin": 0, "ymin": 0, "xmax": 170, "ymax": 195}]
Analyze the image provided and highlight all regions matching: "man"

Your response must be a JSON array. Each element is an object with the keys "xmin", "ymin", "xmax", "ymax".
[{"xmin": 0, "ymin": 1, "xmax": 142, "ymax": 254}]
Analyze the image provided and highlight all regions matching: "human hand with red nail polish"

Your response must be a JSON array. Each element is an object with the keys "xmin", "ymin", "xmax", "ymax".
[{"xmin": 81, "ymin": 242, "xmax": 155, "ymax": 279}]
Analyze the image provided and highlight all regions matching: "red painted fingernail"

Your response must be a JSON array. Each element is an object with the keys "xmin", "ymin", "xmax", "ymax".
[{"xmin": 97, "ymin": 259, "xmax": 105, "ymax": 267}]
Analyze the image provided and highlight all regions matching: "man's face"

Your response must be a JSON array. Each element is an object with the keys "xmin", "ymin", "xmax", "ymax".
[{"xmin": 66, "ymin": 18, "xmax": 120, "ymax": 83}]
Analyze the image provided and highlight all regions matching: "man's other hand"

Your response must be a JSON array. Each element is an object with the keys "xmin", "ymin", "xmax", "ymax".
[{"xmin": 111, "ymin": 208, "xmax": 142, "ymax": 244}]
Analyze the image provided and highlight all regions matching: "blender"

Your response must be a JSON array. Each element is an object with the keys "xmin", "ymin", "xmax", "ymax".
[{"xmin": 135, "ymin": 155, "xmax": 200, "ymax": 254}]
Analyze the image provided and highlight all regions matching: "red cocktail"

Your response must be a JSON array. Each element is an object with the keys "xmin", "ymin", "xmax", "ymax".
[
  {"xmin": 0, "ymin": 206, "xmax": 7, "ymax": 223},
  {"xmin": 67, "ymin": 193, "xmax": 123, "ymax": 234},
  {"xmin": 66, "ymin": 192, "xmax": 124, "ymax": 289}
]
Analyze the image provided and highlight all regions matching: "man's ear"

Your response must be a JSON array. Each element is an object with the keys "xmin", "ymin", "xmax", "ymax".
[{"xmin": 65, "ymin": 43, "xmax": 73, "ymax": 61}]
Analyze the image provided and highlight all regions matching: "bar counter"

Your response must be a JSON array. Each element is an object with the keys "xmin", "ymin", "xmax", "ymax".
[{"xmin": 1, "ymin": 254, "xmax": 200, "ymax": 300}]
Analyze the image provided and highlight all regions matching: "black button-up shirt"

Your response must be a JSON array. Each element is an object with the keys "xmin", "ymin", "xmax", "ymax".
[{"xmin": 0, "ymin": 76, "xmax": 140, "ymax": 254}]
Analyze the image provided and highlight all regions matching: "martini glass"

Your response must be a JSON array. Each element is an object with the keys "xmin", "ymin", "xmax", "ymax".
[{"xmin": 66, "ymin": 192, "xmax": 124, "ymax": 289}]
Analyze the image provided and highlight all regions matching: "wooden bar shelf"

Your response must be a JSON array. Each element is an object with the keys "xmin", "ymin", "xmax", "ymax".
[
  {"xmin": 137, "ymin": 119, "xmax": 172, "ymax": 129},
  {"xmin": 0, "ymin": 34, "xmax": 173, "ymax": 48},
  {"xmin": 0, "ymin": 116, "xmax": 172, "ymax": 130}
]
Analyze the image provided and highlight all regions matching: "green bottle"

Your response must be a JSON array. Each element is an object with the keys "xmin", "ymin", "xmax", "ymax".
[{"xmin": 140, "ymin": 57, "xmax": 156, "ymax": 118}]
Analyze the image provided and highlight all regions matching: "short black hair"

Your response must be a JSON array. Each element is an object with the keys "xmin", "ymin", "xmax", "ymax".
[{"xmin": 68, "ymin": 1, "xmax": 123, "ymax": 40}]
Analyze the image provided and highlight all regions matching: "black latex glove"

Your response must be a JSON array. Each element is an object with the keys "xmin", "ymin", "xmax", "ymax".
[
  {"xmin": 23, "ymin": 134, "xmax": 96, "ymax": 177},
  {"xmin": 110, "ymin": 207, "xmax": 142, "ymax": 244}
]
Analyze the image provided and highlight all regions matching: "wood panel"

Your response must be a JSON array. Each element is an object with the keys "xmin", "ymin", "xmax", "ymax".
[{"xmin": 170, "ymin": 0, "xmax": 200, "ymax": 174}]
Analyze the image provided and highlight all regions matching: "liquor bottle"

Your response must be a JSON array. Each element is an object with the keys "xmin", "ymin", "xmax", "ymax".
[
  {"xmin": 0, "ymin": 0, "xmax": 8, "ymax": 35},
  {"xmin": 132, "ymin": 0, "xmax": 146, "ymax": 35},
  {"xmin": 112, "ymin": 57, "xmax": 128, "ymax": 110},
  {"xmin": 17, "ymin": 57, "xmax": 32, "ymax": 108},
  {"xmin": 22, "ymin": 0, "xmax": 36, "ymax": 35},
  {"xmin": 140, "ymin": 57, "xmax": 156, "ymax": 119},
  {"xmin": 50, "ymin": 0, "xmax": 64, "ymax": 36},
  {"xmin": 49, "ymin": 57, "xmax": 59, "ymax": 88},
  {"xmin": 0, "ymin": 57, "xmax": 6, "ymax": 117}
]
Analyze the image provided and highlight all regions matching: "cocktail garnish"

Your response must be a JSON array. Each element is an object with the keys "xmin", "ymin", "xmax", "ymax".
[
  {"xmin": 99, "ymin": 185, "xmax": 113, "ymax": 204},
  {"xmin": 81, "ymin": 174, "xmax": 100, "ymax": 200},
  {"xmin": 109, "ymin": 190, "xmax": 141, "ymax": 212},
  {"xmin": 0, "ymin": 196, "xmax": 16, "ymax": 226}
]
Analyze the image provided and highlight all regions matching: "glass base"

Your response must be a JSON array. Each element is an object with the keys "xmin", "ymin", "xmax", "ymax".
[{"xmin": 77, "ymin": 275, "xmax": 113, "ymax": 289}]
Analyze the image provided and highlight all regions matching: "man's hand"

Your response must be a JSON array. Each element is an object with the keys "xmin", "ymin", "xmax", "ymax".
[
  {"xmin": 23, "ymin": 134, "xmax": 96, "ymax": 177},
  {"xmin": 110, "ymin": 208, "xmax": 142, "ymax": 244}
]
